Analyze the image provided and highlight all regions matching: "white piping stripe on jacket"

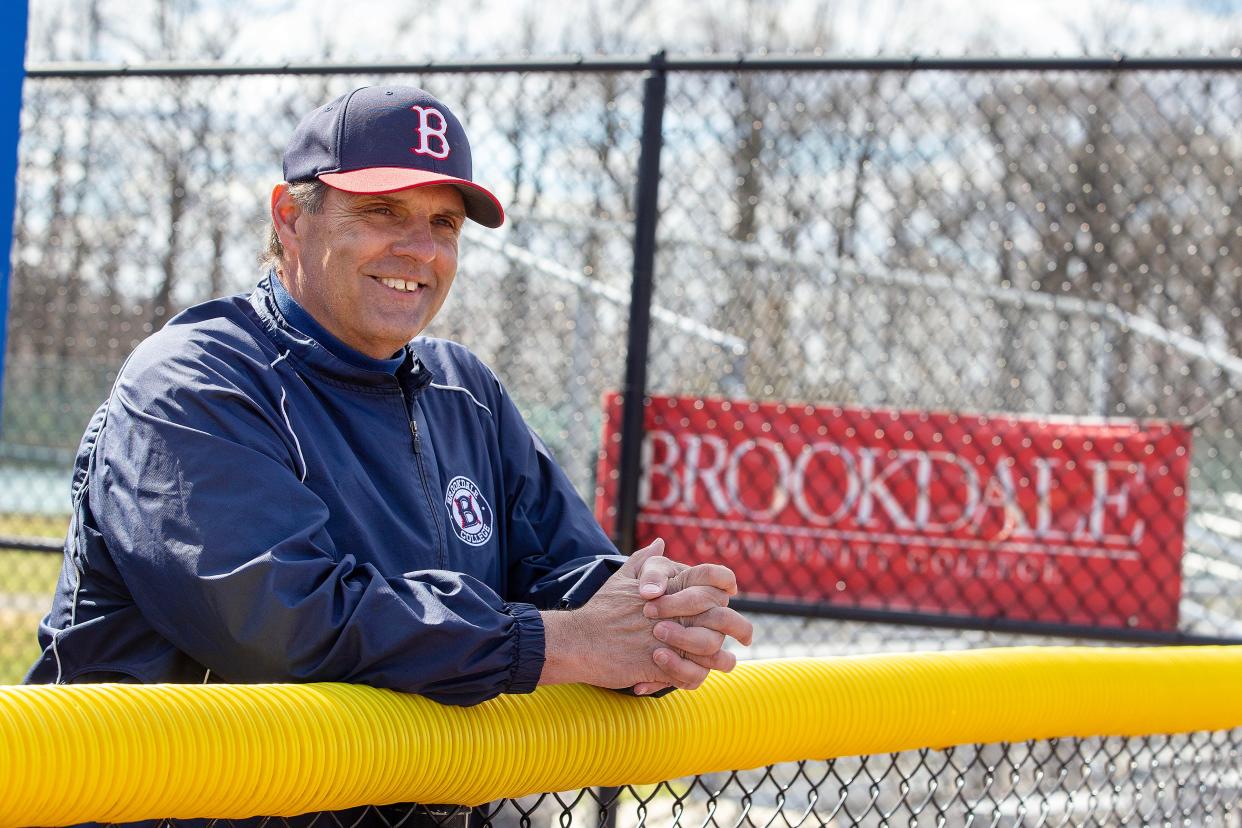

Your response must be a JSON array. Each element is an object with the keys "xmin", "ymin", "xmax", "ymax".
[
  {"xmin": 56, "ymin": 561, "xmax": 82, "ymax": 683},
  {"xmin": 430, "ymin": 382, "xmax": 492, "ymax": 416},
  {"xmin": 51, "ymin": 633, "xmax": 63, "ymax": 684},
  {"xmin": 270, "ymin": 351, "xmax": 308, "ymax": 483}
]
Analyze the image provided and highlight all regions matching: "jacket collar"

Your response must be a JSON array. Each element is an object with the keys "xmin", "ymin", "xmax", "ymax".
[{"xmin": 249, "ymin": 271, "xmax": 435, "ymax": 392}]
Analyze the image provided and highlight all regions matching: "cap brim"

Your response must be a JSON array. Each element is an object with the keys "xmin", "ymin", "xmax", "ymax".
[{"xmin": 318, "ymin": 167, "xmax": 505, "ymax": 228}]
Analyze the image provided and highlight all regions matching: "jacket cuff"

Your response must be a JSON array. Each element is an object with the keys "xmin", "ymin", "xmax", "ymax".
[{"xmin": 505, "ymin": 602, "xmax": 546, "ymax": 694}]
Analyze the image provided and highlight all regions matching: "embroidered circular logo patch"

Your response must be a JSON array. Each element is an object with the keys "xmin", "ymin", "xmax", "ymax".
[{"xmin": 444, "ymin": 475, "xmax": 493, "ymax": 547}]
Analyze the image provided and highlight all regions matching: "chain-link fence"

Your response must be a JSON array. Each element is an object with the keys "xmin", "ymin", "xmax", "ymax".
[
  {"xmin": 3, "ymin": 58, "xmax": 1242, "ymax": 679},
  {"xmin": 625, "ymin": 61, "xmax": 1242, "ymax": 655},
  {"xmin": 78, "ymin": 730, "xmax": 1240, "ymax": 826}
]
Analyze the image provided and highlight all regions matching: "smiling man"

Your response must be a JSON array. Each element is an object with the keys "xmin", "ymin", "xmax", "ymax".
[{"xmin": 29, "ymin": 86, "xmax": 750, "ymax": 735}]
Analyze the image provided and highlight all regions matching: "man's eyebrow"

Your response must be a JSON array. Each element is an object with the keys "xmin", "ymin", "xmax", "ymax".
[
  {"xmin": 353, "ymin": 194, "xmax": 466, "ymax": 218},
  {"xmin": 437, "ymin": 207, "xmax": 467, "ymax": 226},
  {"xmin": 355, "ymin": 193, "xmax": 401, "ymax": 205}
]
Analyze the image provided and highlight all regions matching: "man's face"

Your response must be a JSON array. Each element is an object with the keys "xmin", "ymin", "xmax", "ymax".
[{"xmin": 274, "ymin": 183, "xmax": 466, "ymax": 359}]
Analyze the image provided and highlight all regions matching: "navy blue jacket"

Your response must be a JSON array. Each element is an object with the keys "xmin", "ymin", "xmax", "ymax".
[{"xmin": 27, "ymin": 274, "xmax": 621, "ymax": 705}]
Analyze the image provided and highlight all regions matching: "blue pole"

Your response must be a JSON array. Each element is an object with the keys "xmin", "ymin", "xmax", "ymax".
[{"xmin": 0, "ymin": 0, "xmax": 28, "ymax": 436}]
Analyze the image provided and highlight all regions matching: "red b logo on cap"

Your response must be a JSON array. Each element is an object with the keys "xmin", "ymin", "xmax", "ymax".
[{"xmin": 410, "ymin": 105, "xmax": 451, "ymax": 160}]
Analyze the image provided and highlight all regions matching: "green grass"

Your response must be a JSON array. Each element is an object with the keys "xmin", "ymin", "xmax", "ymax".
[
  {"xmin": 0, "ymin": 548, "xmax": 62, "ymax": 591},
  {"xmin": 0, "ymin": 606, "xmax": 47, "ymax": 683},
  {"xmin": 0, "ymin": 515, "xmax": 67, "ymax": 683},
  {"xmin": 0, "ymin": 512, "xmax": 69, "ymax": 540}
]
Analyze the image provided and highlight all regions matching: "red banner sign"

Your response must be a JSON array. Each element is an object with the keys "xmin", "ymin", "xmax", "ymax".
[{"xmin": 595, "ymin": 394, "xmax": 1191, "ymax": 630}]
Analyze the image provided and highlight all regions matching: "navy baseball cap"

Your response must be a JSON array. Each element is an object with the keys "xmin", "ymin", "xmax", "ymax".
[{"xmin": 283, "ymin": 86, "xmax": 505, "ymax": 228}]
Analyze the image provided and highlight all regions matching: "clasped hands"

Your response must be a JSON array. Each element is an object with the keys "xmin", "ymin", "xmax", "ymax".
[{"xmin": 538, "ymin": 538, "xmax": 753, "ymax": 694}]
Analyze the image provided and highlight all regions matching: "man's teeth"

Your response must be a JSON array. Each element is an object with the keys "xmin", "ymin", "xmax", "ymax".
[{"xmin": 378, "ymin": 277, "xmax": 422, "ymax": 292}]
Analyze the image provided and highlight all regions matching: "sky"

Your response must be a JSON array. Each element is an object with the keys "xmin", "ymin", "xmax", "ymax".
[{"xmin": 23, "ymin": 0, "xmax": 1242, "ymax": 65}]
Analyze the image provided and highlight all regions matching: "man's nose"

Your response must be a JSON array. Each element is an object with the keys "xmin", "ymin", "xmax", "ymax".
[{"xmin": 391, "ymin": 218, "xmax": 437, "ymax": 262}]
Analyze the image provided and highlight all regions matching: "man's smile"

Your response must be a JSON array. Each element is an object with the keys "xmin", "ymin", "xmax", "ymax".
[{"xmin": 371, "ymin": 276, "xmax": 428, "ymax": 293}]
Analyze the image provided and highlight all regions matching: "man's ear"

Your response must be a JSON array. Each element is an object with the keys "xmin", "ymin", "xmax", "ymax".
[{"xmin": 271, "ymin": 183, "xmax": 303, "ymax": 260}]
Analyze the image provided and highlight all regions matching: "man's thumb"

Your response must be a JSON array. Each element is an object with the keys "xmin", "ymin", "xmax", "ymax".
[{"xmin": 619, "ymin": 537, "xmax": 665, "ymax": 577}]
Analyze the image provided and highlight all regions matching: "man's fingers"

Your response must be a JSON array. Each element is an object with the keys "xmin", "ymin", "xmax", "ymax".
[
  {"xmin": 652, "ymin": 647, "xmax": 710, "ymax": 690},
  {"xmin": 684, "ymin": 606, "xmax": 754, "ymax": 646},
  {"xmin": 654, "ymin": 620, "xmax": 725, "ymax": 656},
  {"xmin": 637, "ymin": 555, "xmax": 680, "ymax": 599},
  {"xmin": 670, "ymin": 563, "xmax": 738, "ymax": 596},
  {"xmin": 618, "ymin": 537, "xmax": 665, "ymax": 578},
  {"xmin": 643, "ymin": 585, "xmax": 730, "ymax": 619},
  {"xmin": 632, "ymin": 681, "xmax": 672, "ymax": 696},
  {"xmin": 686, "ymin": 648, "xmax": 737, "ymax": 673}
]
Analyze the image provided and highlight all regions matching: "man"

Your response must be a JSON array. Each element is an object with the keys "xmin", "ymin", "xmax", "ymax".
[{"xmin": 29, "ymin": 86, "xmax": 749, "ymax": 749}]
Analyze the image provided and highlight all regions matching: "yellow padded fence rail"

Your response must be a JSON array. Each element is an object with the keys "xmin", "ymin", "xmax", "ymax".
[{"xmin": 2, "ymin": 646, "xmax": 1242, "ymax": 826}]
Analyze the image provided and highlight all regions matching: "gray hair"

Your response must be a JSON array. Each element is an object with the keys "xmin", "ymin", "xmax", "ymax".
[{"xmin": 260, "ymin": 180, "xmax": 329, "ymax": 273}]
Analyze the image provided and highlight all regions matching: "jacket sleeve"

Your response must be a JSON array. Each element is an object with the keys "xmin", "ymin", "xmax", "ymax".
[
  {"xmin": 486, "ymin": 370, "xmax": 626, "ymax": 609},
  {"xmin": 93, "ymin": 348, "xmax": 543, "ymax": 706}
]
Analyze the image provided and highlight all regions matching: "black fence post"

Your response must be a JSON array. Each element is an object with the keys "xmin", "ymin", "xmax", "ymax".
[{"xmin": 612, "ymin": 51, "xmax": 667, "ymax": 556}]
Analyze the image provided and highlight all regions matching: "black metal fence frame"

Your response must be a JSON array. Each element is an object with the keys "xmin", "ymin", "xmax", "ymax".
[{"xmin": 14, "ymin": 52, "xmax": 1242, "ymax": 648}]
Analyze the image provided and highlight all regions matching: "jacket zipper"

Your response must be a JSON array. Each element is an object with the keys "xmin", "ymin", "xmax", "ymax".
[{"xmin": 409, "ymin": 412, "xmax": 447, "ymax": 567}]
